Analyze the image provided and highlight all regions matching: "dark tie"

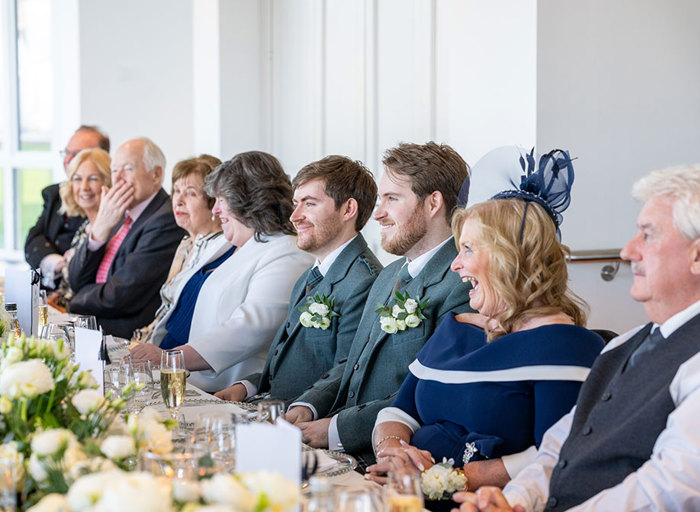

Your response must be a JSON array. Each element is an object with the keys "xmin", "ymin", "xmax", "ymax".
[
  {"xmin": 392, "ymin": 264, "xmax": 413, "ymax": 294},
  {"xmin": 305, "ymin": 266, "xmax": 323, "ymax": 295},
  {"xmin": 628, "ymin": 327, "xmax": 665, "ymax": 368}
]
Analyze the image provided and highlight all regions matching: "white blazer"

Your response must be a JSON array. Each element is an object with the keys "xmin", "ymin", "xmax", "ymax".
[{"xmin": 153, "ymin": 233, "xmax": 313, "ymax": 392}]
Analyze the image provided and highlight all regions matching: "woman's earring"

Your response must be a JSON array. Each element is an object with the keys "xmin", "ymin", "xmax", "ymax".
[{"xmin": 211, "ymin": 214, "xmax": 216, "ymax": 221}]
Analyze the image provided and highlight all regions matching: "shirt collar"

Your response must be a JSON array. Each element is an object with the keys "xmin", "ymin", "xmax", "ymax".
[
  {"xmin": 314, "ymin": 235, "xmax": 357, "ymax": 276},
  {"xmin": 405, "ymin": 237, "xmax": 452, "ymax": 279},
  {"xmin": 125, "ymin": 190, "xmax": 160, "ymax": 223},
  {"xmin": 657, "ymin": 299, "xmax": 700, "ymax": 338}
]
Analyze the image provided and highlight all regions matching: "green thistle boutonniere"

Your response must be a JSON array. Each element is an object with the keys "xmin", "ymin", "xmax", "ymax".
[
  {"xmin": 375, "ymin": 291, "xmax": 429, "ymax": 334},
  {"xmin": 298, "ymin": 293, "xmax": 340, "ymax": 330}
]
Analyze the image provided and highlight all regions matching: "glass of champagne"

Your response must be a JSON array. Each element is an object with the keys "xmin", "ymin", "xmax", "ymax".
[
  {"xmin": 386, "ymin": 467, "xmax": 424, "ymax": 512},
  {"xmin": 37, "ymin": 290, "xmax": 49, "ymax": 333},
  {"xmin": 160, "ymin": 350, "xmax": 187, "ymax": 418}
]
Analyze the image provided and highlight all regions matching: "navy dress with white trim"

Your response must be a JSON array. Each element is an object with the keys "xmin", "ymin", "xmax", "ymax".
[{"xmin": 391, "ymin": 312, "xmax": 604, "ymax": 464}]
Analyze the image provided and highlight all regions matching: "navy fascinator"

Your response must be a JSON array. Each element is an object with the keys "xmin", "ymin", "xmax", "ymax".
[{"xmin": 491, "ymin": 148, "xmax": 575, "ymax": 231}]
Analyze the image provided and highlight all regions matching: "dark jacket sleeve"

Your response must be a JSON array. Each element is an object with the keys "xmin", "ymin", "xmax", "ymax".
[{"xmin": 25, "ymin": 185, "xmax": 60, "ymax": 268}]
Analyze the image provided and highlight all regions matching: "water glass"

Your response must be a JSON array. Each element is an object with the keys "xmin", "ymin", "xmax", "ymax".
[
  {"xmin": 334, "ymin": 489, "xmax": 383, "ymax": 512},
  {"xmin": 132, "ymin": 361, "xmax": 155, "ymax": 397},
  {"xmin": 386, "ymin": 467, "xmax": 424, "ymax": 512},
  {"xmin": 0, "ymin": 459, "xmax": 16, "ymax": 512},
  {"xmin": 256, "ymin": 399, "xmax": 285, "ymax": 423},
  {"xmin": 74, "ymin": 315, "xmax": 98, "ymax": 331}
]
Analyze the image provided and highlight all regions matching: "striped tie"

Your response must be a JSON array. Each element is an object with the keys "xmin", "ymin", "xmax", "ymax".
[{"xmin": 96, "ymin": 215, "xmax": 133, "ymax": 283}]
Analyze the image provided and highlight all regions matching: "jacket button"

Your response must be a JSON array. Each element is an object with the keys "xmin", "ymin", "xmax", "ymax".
[
  {"xmin": 547, "ymin": 496, "xmax": 558, "ymax": 508},
  {"xmin": 353, "ymin": 363, "xmax": 360, "ymax": 371},
  {"xmin": 557, "ymin": 459, "xmax": 567, "ymax": 469},
  {"xmin": 601, "ymin": 392, "xmax": 612, "ymax": 401},
  {"xmin": 274, "ymin": 349, "xmax": 279, "ymax": 356},
  {"xmin": 348, "ymin": 391, "xmax": 355, "ymax": 399},
  {"xmin": 286, "ymin": 321, "xmax": 291, "ymax": 329},
  {"xmin": 322, "ymin": 373, "xmax": 330, "ymax": 379},
  {"xmin": 582, "ymin": 425, "xmax": 592, "ymax": 435}
]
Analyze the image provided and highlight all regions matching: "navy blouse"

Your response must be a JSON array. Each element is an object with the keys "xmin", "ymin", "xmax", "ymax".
[
  {"xmin": 160, "ymin": 246, "xmax": 236, "ymax": 350},
  {"xmin": 391, "ymin": 313, "xmax": 604, "ymax": 464}
]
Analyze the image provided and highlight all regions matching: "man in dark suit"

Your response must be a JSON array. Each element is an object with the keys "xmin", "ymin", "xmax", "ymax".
[
  {"xmin": 68, "ymin": 137, "xmax": 184, "ymax": 338},
  {"xmin": 455, "ymin": 165, "xmax": 700, "ymax": 512},
  {"xmin": 285, "ymin": 142, "xmax": 474, "ymax": 464},
  {"xmin": 214, "ymin": 155, "xmax": 383, "ymax": 404},
  {"xmin": 25, "ymin": 125, "xmax": 110, "ymax": 287}
]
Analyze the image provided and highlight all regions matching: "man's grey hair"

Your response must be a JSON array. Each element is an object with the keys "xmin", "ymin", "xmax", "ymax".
[
  {"xmin": 134, "ymin": 137, "xmax": 166, "ymax": 183},
  {"xmin": 632, "ymin": 164, "xmax": 700, "ymax": 240}
]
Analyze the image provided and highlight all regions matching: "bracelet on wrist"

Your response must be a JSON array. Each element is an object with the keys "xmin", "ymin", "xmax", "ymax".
[{"xmin": 374, "ymin": 434, "xmax": 403, "ymax": 454}]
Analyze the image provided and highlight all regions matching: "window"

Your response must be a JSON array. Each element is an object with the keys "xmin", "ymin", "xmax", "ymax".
[{"xmin": 0, "ymin": 0, "xmax": 55, "ymax": 259}]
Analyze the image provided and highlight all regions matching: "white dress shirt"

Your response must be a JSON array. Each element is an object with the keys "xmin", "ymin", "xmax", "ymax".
[{"xmin": 503, "ymin": 299, "xmax": 700, "ymax": 511}]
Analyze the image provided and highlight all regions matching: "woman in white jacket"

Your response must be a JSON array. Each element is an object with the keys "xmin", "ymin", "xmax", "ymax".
[{"xmin": 131, "ymin": 151, "xmax": 313, "ymax": 392}]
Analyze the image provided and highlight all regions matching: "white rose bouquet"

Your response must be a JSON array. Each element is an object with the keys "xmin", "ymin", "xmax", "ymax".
[
  {"xmin": 298, "ymin": 293, "xmax": 339, "ymax": 330},
  {"xmin": 375, "ymin": 291, "xmax": 429, "ymax": 334},
  {"xmin": 420, "ymin": 458, "xmax": 468, "ymax": 501}
]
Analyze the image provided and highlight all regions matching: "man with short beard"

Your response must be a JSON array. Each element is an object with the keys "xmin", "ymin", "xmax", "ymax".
[
  {"xmin": 215, "ymin": 155, "xmax": 382, "ymax": 404},
  {"xmin": 285, "ymin": 142, "xmax": 474, "ymax": 465}
]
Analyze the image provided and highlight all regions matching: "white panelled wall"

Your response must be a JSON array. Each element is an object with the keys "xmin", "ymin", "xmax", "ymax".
[{"xmin": 70, "ymin": 0, "xmax": 700, "ymax": 334}]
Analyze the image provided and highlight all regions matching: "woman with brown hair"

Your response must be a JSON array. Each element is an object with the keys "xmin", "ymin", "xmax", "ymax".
[
  {"xmin": 131, "ymin": 151, "xmax": 313, "ymax": 392},
  {"xmin": 368, "ymin": 149, "xmax": 604, "ymax": 497}
]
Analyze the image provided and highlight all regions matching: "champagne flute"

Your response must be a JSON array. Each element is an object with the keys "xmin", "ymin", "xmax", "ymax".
[
  {"xmin": 386, "ymin": 467, "xmax": 424, "ymax": 512},
  {"xmin": 160, "ymin": 350, "xmax": 187, "ymax": 418},
  {"xmin": 37, "ymin": 290, "xmax": 49, "ymax": 333}
]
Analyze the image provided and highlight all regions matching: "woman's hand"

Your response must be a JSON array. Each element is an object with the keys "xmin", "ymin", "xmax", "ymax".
[
  {"xmin": 366, "ymin": 440, "xmax": 436, "ymax": 484},
  {"xmin": 129, "ymin": 343, "xmax": 163, "ymax": 365}
]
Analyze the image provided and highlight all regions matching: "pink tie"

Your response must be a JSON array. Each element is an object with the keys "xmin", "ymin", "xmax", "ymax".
[{"xmin": 95, "ymin": 215, "xmax": 133, "ymax": 283}]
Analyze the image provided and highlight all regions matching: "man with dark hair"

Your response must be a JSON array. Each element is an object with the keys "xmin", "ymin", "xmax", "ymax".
[
  {"xmin": 215, "ymin": 155, "xmax": 383, "ymax": 403},
  {"xmin": 455, "ymin": 164, "xmax": 700, "ymax": 512},
  {"xmin": 285, "ymin": 142, "xmax": 474, "ymax": 465},
  {"xmin": 25, "ymin": 125, "xmax": 111, "ymax": 287},
  {"xmin": 68, "ymin": 137, "xmax": 184, "ymax": 338}
]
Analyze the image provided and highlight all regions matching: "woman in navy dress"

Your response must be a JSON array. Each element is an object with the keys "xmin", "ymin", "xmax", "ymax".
[{"xmin": 368, "ymin": 149, "xmax": 605, "ymax": 494}]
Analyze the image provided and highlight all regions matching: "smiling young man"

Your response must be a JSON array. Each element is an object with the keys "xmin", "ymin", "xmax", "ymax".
[
  {"xmin": 455, "ymin": 165, "xmax": 700, "ymax": 512},
  {"xmin": 214, "ymin": 155, "xmax": 382, "ymax": 404},
  {"xmin": 285, "ymin": 141, "xmax": 474, "ymax": 465},
  {"xmin": 67, "ymin": 137, "xmax": 184, "ymax": 338}
]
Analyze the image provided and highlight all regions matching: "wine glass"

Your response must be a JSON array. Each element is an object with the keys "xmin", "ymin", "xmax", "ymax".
[
  {"xmin": 334, "ymin": 489, "xmax": 384, "ymax": 512},
  {"xmin": 386, "ymin": 467, "xmax": 424, "ymax": 512},
  {"xmin": 256, "ymin": 399, "xmax": 285, "ymax": 423},
  {"xmin": 160, "ymin": 350, "xmax": 187, "ymax": 418},
  {"xmin": 37, "ymin": 290, "xmax": 48, "ymax": 333},
  {"xmin": 74, "ymin": 315, "xmax": 98, "ymax": 330}
]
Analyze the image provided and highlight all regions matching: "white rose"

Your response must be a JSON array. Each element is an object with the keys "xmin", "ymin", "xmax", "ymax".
[
  {"xmin": 308, "ymin": 302, "xmax": 329, "ymax": 316},
  {"xmin": 31, "ymin": 429, "xmax": 76, "ymax": 457},
  {"xmin": 95, "ymin": 472, "xmax": 173, "ymax": 512},
  {"xmin": 0, "ymin": 359, "xmax": 54, "ymax": 398},
  {"xmin": 392, "ymin": 305, "xmax": 405, "ymax": 317},
  {"xmin": 420, "ymin": 464, "xmax": 452, "ymax": 500},
  {"xmin": 141, "ymin": 420, "xmax": 173, "ymax": 455},
  {"xmin": 26, "ymin": 493, "xmax": 71, "ymax": 512},
  {"xmin": 72, "ymin": 389, "xmax": 105, "ymax": 414},
  {"xmin": 239, "ymin": 471, "xmax": 300, "ymax": 509},
  {"xmin": 201, "ymin": 474, "xmax": 255, "ymax": 510},
  {"xmin": 396, "ymin": 319, "xmax": 407, "ymax": 331},
  {"xmin": 404, "ymin": 298, "xmax": 418, "ymax": 313},
  {"xmin": 0, "ymin": 395, "xmax": 12, "ymax": 414},
  {"xmin": 405, "ymin": 314, "xmax": 421, "ymax": 328},
  {"xmin": 299, "ymin": 312, "xmax": 313, "ymax": 328},
  {"xmin": 28, "ymin": 453, "xmax": 49, "ymax": 482},
  {"xmin": 172, "ymin": 479, "xmax": 201, "ymax": 503},
  {"xmin": 67, "ymin": 471, "xmax": 114, "ymax": 511},
  {"xmin": 101, "ymin": 435, "xmax": 136, "ymax": 460},
  {"xmin": 319, "ymin": 316, "xmax": 331, "ymax": 330},
  {"xmin": 63, "ymin": 444, "xmax": 88, "ymax": 473},
  {"xmin": 380, "ymin": 316, "xmax": 398, "ymax": 334},
  {"xmin": 446, "ymin": 470, "xmax": 468, "ymax": 493}
]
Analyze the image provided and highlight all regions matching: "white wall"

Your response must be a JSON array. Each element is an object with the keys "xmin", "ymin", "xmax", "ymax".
[{"xmin": 538, "ymin": 0, "xmax": 700, "ymax": 332}]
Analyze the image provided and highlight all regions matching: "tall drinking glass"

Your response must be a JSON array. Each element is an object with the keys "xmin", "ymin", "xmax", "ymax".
[
  {"xmin": 386, "ymin": 467, "xmax": 424, "ymax": 512},
  {"xmin": 160, "ymin": 350, "xmax": 186, "ymax": 418},
  {"xmin": 37, "ymin": 290, "xmax": 48, "ymax": 333}
]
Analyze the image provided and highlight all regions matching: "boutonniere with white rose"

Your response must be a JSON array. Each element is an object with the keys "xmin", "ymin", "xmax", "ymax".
[
  {"xmin": 375, "ymin": 291, "xmax": 429, "ymax": 334},
  {"xmin": 298, "ymin": 293, "xmax": 340, "ymax": 330}
]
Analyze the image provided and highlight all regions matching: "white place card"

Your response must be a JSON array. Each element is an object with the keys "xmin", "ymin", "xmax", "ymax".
[
  {"xmin": 74, "ymin": 327, "xmax": 105, "ymax": 394},
  {"xmin": 235, "ymin": 419, "xmax": 302, "ymax": 484}
]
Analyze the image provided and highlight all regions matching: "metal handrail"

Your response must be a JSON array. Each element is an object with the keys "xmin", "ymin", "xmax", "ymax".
[{"xmin": 567, "ymin": 249, "xmax": 623, "ymax": 263}]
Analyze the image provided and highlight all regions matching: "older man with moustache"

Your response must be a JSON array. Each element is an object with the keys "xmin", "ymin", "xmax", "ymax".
[
  {"xmin": 285, "ymin": 142, "xmax": 474, "ymax": 465},
  {"xmin": 214, "ymin": 155, "xmax": 382, "ymax": 404},
  {"xmin": 67, "ymin": 137, "xmax": 184, "ymax": 338},
  {"xmin": 455, "ymin": 165, "xmax": 700, "ymax": 512},
  {"xmin": 26, "ymin": 125, "xmax": 110, "ymax": 287}
]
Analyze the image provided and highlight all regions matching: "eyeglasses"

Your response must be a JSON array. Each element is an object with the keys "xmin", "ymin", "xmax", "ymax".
[{"xmin": 59, "ymin": 148, "xmax": 81, "ymax": 158}]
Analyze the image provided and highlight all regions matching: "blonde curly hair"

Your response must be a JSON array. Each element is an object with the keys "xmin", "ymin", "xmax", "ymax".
[
  {"xmin": 59, "ymin": 148, "xmax": 112, "ymax": 217},
  {"xmin": 452, "ymin": 199, "xmax": 588, "ymax": 340}
]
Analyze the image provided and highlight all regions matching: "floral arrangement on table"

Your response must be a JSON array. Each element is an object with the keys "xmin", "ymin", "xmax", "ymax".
[
  {"xmin": 0, "ymin": 332, "xmax": 173, "ymax": 507},
  {"xmin": 420, "ymin": 458, "xmax": 468, "ymax": 501},
  {"xmin": 27, "ymin": 470, "xmax": 301, "ymax": 512},
  {"xmin": 376, "ymin": 291, "xmax": 429, "ymax": 334},
  {"xmin": 298, "ymin": 293, "xmax": 339, "ymax": 330}
]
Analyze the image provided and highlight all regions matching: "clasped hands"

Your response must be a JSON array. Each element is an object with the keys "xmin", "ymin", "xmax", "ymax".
[{"xmin": 283, "ymin": 406, "xmax": 331, "ymax": 448}]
